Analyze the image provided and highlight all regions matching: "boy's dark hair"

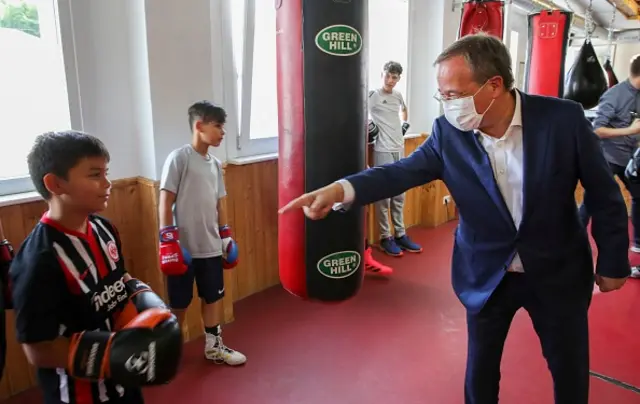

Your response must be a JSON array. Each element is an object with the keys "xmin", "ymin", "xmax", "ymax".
[
  {"xmin": 383, "ymin": 61, "xmax": 403, "ymax": 76},
  {"xmin": 27, "ymin": 131, "xmax": 111, "ymax": 199},
  {"xmin": 188, "ymin": 101, "xmax": 227, "ymax": 130},
  {"xmin": 630, "ymin": 54, "xmax": 640, "ymax": 78}
]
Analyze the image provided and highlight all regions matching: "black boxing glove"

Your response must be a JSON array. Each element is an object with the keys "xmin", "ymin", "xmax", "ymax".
[
  {"xmin": 68, "ymin": 308, "xmax": 183, "ymax": 387},
  {"xmin": 402, "ymin": 122, "xmax": 410, "ymax": 136},
  {"xmin": 113, "ymin": 278, "xmax": 168, "ymax": 330},
  {"xmin": 368, "ymin": 120, "xmax": 379, "ymax": 144}
]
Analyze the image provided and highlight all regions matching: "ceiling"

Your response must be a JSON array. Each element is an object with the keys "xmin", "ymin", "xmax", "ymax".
[
  {"xmin": 580, "ymin": 0, "xmax": 640, "ymax": 30},
  {"xmin": 518, "ymin": 0, "xmax": 640, "ymax": 31}
]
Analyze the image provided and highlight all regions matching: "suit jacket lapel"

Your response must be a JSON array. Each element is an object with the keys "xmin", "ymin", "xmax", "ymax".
[
  {"xmin": 467, "ymin": 132, "xmax": 516, "ymax": 227},
  {"xmin": 520, "ymin": 93, "xmax": 550, "ymax": 224}
]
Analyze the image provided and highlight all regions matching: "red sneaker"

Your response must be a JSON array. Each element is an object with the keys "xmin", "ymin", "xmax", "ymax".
[{"xmin": 364, "ymin": 247, "xmax": 393, "ymax": 276}]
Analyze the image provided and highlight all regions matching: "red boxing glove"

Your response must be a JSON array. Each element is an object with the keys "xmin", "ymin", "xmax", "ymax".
[
  {"xmin": 159, "ymin": 226, "xmax": 188, "ymax": 276},
  {"xmin": 219, "ymin": 225, "xmax": 239, "ymax": 269},
  {"xmin": 0, "ymin": 239, "xmax": 14, "ymax": 310}
]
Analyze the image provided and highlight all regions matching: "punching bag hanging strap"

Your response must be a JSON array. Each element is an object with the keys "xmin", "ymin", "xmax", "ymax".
[{"xmin": 603, "ymin": 5, "xmax": 619, "ymax": 88}]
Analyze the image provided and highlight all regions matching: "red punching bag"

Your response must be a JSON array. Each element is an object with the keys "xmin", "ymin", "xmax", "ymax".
[
  {"xmin": 524, "ymin": 9, "xmax": 572, "ymax": 97},
  {"xmin": 458, "ymin": 0, "xmax": 505, "ymax": 40},
  {"xmin": 276, "ymin": 0, "xmax": 366, "ymax": 302},
  {"xmin": 604, "ymin": 58, "xmax": 619, "ymax": 88}
]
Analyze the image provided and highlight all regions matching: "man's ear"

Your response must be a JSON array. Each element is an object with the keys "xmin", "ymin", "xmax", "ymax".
[
  {"xmin": 43, "ymin": 173, "xmax": 66, "ymax": 197},
  {"xmin": 489, "ymin": 76, "xmax": 504, "ymax": 92}
]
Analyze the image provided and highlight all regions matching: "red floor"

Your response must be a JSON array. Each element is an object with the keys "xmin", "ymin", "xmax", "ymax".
[{"xmin": 5, "ymin": 221, "xmax": 640, "ymax": 403}]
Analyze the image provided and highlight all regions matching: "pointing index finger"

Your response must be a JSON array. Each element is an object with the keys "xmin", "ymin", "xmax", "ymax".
[{"xmin": 278, "ymin": 194, "xmax": 311, "ymax": 214}]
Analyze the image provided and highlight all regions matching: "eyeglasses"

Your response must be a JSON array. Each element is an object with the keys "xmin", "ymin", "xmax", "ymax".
[{"xmin": 433, "ymin": 91, "xmax": 468, "ymax": 102}]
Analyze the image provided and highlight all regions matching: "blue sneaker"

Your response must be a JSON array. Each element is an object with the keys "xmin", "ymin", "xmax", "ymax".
[
  {"xmin": 395, "ymin": 235, "xmax": 423, "ymax": 253},
  {"xmin": 379, "ymin": 237, "xmax": 403, "ymax": 257}
]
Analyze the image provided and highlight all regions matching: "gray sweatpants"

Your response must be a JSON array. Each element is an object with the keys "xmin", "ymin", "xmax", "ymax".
[{"xmin": 373, "ymin": 150, "xmax": 405, "ymax": 239}]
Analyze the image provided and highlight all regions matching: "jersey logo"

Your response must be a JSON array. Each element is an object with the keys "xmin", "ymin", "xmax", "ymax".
[
  {"xmin": 92, "ymin": 276, "xmax": 127, "ymax": 312},
  {"xmin": 107, "ymin": 240, "xmax": 120, "ymax": 262}
]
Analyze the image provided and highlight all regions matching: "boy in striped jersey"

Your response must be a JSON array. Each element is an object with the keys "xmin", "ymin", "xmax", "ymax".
[{"xmin": 9, "ymin": 131, "xmax": 180, "ymax": 404}]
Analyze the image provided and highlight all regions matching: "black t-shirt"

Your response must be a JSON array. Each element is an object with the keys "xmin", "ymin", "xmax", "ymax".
[{"xmin": 10, "ymin": 214, "xmax": 144, "ymax": 404}]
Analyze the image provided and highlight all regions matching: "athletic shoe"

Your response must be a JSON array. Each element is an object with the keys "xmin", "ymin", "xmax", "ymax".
[
  {"xmin": 205, "ymin": 333, "xmax": 247, "ymax": 366},
  {"xmin": 395, "ymin": 234, "xmax": 423, "ymax": 253},
  {"xmin": 379, "ymin": 237, "xmax": 403, "ymax": 256},
  {"xmin": 631, "ymin": 266, "xmax": 640, "ymax": 279},
  {"xmin": 364, "ymin": 246, "xmax": 393, "ymax": 276}
]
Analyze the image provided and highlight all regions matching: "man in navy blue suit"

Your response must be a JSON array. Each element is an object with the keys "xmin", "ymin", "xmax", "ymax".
[{"xmin": 280, "ymin": 33, "xmax": 631, "ymax": 403}]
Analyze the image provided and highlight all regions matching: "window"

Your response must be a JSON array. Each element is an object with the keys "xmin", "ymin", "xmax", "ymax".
[
  {"xmin": 509, "ymin": 30, "xmax": 520, "ymax": 88},
  {"xmin": 368, "ymin": 0, "xmax": 409, "ymax": 98},
  {"xmin": 226, "ymin": 0, "xmax": 410, "ymax": 159},
  {"xmin": 0, "ymin": 0, "xmax": 70, "ymax": 196},
  {"xmin": 228, "ymin": 0, "xmax": 278, "ymax": 159}
]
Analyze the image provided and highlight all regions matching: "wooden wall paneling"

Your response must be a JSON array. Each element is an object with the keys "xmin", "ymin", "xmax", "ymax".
[
  {"xmin": 0, "ymin": 202, "xmax": 47, "ymax": 400},
  {"xmin": 135, "ymin": 179, "xmax": 166, "ymax": 299},
  {"xmin": 224, "ymin": 160, "xmax": 280, "ymax": 302},
  {"xmin": 100, "ymin": 178, "xmax": 140, "ymax": 280}
]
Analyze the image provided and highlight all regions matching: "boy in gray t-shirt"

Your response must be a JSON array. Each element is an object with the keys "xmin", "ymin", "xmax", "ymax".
[
  {"xmin": 368, "ymin": 61, "xmax": 423, "ymax": 257},
  {"xmin": 158, "ymin": 101, "xmax": 246, "ymax": 366}
]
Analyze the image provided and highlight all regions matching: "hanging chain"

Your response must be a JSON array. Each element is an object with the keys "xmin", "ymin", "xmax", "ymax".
[
  {"xmin": 563, "ymin": 0, "xmax": 576, "ymax": 27},
  {"xmin": 606, "ymin": 5, "xmax": 616, "ymax": 60},
  {"xmin": 584, "ymin": 0, "xmax": 595, "ymax": 42}
]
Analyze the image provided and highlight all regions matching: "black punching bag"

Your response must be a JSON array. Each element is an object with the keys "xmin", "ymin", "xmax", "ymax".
[
  {"xmin": 563, "ymin": 40, "xmax": 608, "ymax": 110},
  {"xmin": 277, "ymin": 0, "xmax": 366, "ymax": 302}
]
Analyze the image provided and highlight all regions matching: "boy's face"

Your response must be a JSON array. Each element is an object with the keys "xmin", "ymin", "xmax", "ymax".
[
  {"xmin": 46, "ymin": 156, "xmax": 112, "ymax": 213},
  {"xmin": 197, "ymin": 120, "xmax": 225, "ymax": 147},
  {"xmin": 382, "ymin": 70, "xmax": 401, "ymax": 91}
]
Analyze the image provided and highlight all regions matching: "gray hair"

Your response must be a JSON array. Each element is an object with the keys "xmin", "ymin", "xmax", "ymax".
[{"xmin": 434, "ymin": 33, "xmax": 515, "ymax": 90}]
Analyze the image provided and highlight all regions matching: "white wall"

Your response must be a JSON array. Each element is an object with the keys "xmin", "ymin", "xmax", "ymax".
[
  {"xmin": 613, "ymin": 42, "xmax": 640, "ymax": 82},
  {"xmin": 57, "ymin": 0, "xmax": 227, "ymax": 180},
  {"xmin": 58, "ymin": 0, "xmax": 141, "ymax": 180},
  {"xmin": 51, "ymin": 0, "xmax": 536, "ymax": 181}
]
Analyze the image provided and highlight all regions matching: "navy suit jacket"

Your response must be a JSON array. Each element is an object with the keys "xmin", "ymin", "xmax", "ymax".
[{"xmin": 345, "ymin": 92, "xmax": 630, "ymax": 314}]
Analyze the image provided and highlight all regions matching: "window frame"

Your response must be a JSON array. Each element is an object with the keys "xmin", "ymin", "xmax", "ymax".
[
  {"xmin": 221, "ymin": 0, "xmax": 278, "ymax": 162},
  {"xmin": 0, "ymin": 0, "xmax": 82, "ymax": 197}
]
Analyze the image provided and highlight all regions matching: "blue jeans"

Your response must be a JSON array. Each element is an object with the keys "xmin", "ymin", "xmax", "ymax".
[{"xmin": 578, "ymin": 162, "xmax": 639, "ymax": 246}]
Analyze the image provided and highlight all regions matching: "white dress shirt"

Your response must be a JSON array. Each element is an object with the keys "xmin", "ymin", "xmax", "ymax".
[
  {"xmin": 337, "ymin": 92, "xmax": 525, "ymax": 272},
  {"xmin": 477, "ymin": 92, "xmax": 524, "ymax": 272}
]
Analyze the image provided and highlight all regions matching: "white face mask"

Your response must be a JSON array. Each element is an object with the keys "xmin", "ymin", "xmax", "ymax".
[{"xmin": 441, "ymin": 83, "xmax": 494, "ymax": 132}]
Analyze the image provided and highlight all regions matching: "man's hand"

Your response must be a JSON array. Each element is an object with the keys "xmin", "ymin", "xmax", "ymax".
[
  {"xmin": 278, "ymin": 182, "xmax": 345, "ymax": 220},
  {"xmin": 595, "ymin": 275, "xmax": 627, "ymax": 293},
  {"xmin": 630, "ymin": 119, "xmax": 640, "ymax": 135}
]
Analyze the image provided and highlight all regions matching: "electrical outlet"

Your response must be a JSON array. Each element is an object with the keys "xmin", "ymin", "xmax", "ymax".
[{"xmin": 443, "ymin": 195, "xmax": 452, "ymax": 205}]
